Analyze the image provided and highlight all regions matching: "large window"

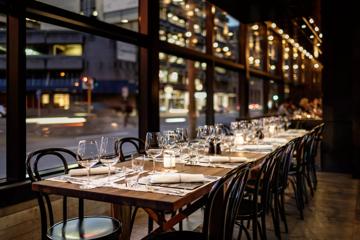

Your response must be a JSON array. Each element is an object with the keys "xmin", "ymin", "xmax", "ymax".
[
  {"xmin": 159, "ymin": 53, "xmax": 206, "ymax": 136},
  {"xmin": 159, "ymin": 0, "xmax": 207, "ymax": 52},
  {"xmin": 282, "ymin": 40, "xmax": 292, "ymax": 82},
  {"xmin": 268, "ymin": 29, "xmax": 281, "ymax": 76},
  {"xmin": 0, "ymin": 15, "xmax": 6, "ymax": 179},
  {"xmin": 213, "ymin": 7, "xmax": 240, "ymax": 61},
  {"xmin": 38, "ymin": 0, "xmax": 139, "ymax": 32},
  {"xmin": 214, "ymin": 67, "xmax": 239, "ymax": 123},
  {"xmin": 267, "ymin": 80, "xmax": 280, "ymax": 113},
  {"xmin": 249, "ymin": 77, "xmax": 264, "ymax": 117},
  {"xmin": 25, "ymin": 20, "xmax": 139, "ymax": 171},
  {"xmin": 248, "ymin": 23, "xmax": 265, "ymax": 70}
]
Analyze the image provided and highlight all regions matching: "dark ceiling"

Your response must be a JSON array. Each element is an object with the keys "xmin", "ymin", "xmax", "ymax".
[{"xmin": 208, "ymin": 0, "xmax": 316, "ymax": 23}]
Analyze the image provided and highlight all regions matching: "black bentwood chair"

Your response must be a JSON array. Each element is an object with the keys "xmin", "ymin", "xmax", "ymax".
[
  {"xmin": 26, "ymin": 148, "xmax": 121, "ymax": 240},
  {"xmin": 150, "ymin": 163, "xmax": 251, "ymax": 240},
  {"xmin": 270, "ymin": 138, "xmax": 301, "ymax": 239},
  {"xmin": 235, "ymin": 148, "xmax": 281, "ymax": 240},
  {"xmin": 115, "ymin": 137, "xmax": 146, "ymax": 162}
]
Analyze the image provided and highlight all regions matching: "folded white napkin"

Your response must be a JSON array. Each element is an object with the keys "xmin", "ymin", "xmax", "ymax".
[
  {"xmin": 205, "ymin": 156, "xmax": 249, "ymax": 163},
  {"xmin": 149, "ymin": 173, "xmax": 205, "ymax": 184},
  {"xmin": 69, "ymin": 167, "xmax": 116, "ymax": 176},
  {"xmin": 237, "ymin": 144, "xmax": 273, "ymax": 151}
]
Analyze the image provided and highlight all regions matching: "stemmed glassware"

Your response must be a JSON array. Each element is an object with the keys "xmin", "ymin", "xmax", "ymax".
[
  {"xmin": 145, "ymin": 132, "xmax": 163, "ymax": 174},
  {"xmin": 76, "ymin": 139, "xmax": 99, "ymax": 189},
  {"xmin": 175, "ymin": 128, "xmax": 189, "ymax": 163},
  {"xmin": 99, "ymin": 136, "xmax": 119, "ymax": 185}
]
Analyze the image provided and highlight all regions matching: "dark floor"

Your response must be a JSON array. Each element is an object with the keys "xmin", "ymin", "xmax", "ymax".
[{"xmin": 130, "ymin": 172, "xmax": 360, "ymax": 239}]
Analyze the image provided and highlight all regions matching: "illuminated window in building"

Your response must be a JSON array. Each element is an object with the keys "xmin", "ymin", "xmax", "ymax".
[
  {"xmin": 248, "ymin": 23, "xmax": 265, "ymax": 70},
  {"xmin": 282, "ymin": 40, "xmax": 292, "ymax": 82},
  {"xmin": 159, "ymin": 52, "xmax": 206, "ymax": 136},
  {"xmin": 26, "ymin": 20, "xmax": 139, "ymax": 171},
  {"xmin": 0, "ymin": 15, "xmax": 6, "ymax": 179},
  {"xmin": 38, "ymin": 0, "xmax": 139, "ymax": 32},
  {"xmin": 267, "ymin": 30, "xmax": 281, "ymax": 75},
  {"xmin": 41, "ymin": 93, "xmax": 50, "ymax": 105},
  {"xmin": 213, "ymin": 7, "xmax": 240, "ymax": 61},
  {"xmin": 214, "ymin": 67, "xmax": 239, "ymax": 123},
  {"xmin": 53, "ymin": 93, "xmax": 70, "ymax": 109},
  {"xmin": 160, "ymin": 0, "xmax": 207, "ymax": 52},
  {"xmin": 53, "ymin": 44, "xmax": 83, "ymax": 56},
  {"xmin": 249, "ymin": 77, "xmax": 263, "ymax": 117}
]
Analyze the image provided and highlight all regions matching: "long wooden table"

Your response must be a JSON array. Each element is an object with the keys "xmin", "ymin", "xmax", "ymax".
[{"xmin": 32, "ymin": 151, "xmax": 266, "ymax": 239}]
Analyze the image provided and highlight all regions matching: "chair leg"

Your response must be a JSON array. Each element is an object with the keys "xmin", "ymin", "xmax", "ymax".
[
  {"xmin": 273, "ymin": 194, "xmax": 281, "ymax": 239},
  {"xmin": 311, "ymin": 161, "xmax": 318, "ymax": 190},
  {"xmin": 290, "ymin": 177, "xmax": 303, "ymax": 219},
  {"xmin": 148, "ymin": 217, "xmax": 153, "ymax": 234},
  {"xmin": 279, "ymin": 192, "xmax": 288, "ymax": 233},
  {"xmin": 252, "ymin": 216, "xmax": 258, "ymax": 240},
  {"xmin": 260, "ymin": 214, "xmax": 268, "ymax": 240}
]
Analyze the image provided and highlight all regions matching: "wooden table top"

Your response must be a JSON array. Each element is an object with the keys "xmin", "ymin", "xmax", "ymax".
[{"xmin": 32, "ymin": 151, "xmax": 266, "ymax": 212}]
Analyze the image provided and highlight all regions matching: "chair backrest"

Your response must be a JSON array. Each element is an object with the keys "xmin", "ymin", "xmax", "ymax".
[
  {"xmin": 273, "ymin": 137, "xmax": 302, "ymax": 192},
  {"xmin": 309, "ymin": 123, "xmax": 324, "ymax": 161},
  {"xmin": 203, "ymin": 163, "xmax": 250, "ymax": 240},
  {"xmin": 26, "ymin": 148, "xmax": 80, "ymax": 240},
  {"xmin": 115, "ymin": 137, "xmax": 146, "ymax": 162}
]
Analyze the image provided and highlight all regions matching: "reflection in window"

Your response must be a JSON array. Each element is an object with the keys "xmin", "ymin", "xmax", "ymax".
[
  {"xmin": 267, "ymin": 80, "xmax": 279, "ymax": 113},
  {"xmin": 268, "ymin": 30, "xmax": 281, "ymax": 75},
  {"xmin": 249, "ymin": 77, "xmax": 263, "ymax": 117},
  {"xmin": 160, "ymin": 0, "xmax": 207, "ymax": 52},
  {"xmin": 292, "ymin": 47, "xmax": 300, "ymax": 83},
  {"xmin": 26, "ymin": 21, "xmax": 139, "ymax": 172},
  {"xmin": 248, "ymin": 24, "xmax": 265, "ymax": 70},
  {"xmin": 159, "ymin": 53, "xmax": 206, "ymax": 137},
  {"xmin": 214, "ymin": 67, "xmax": 239, "ymax": 123},
  {"xmin": 213, "ymin": 7, "xmax": 239, "ymax": 61},
  {"xmin": 0, "ymin": 15, "xmax": 6, "ymax": 179},
  {"xmin": 38, "ymin": 0, "xmax": 139, "ymax": 32},
  {"xmin": 282, "ymin": 40, "xmax": 292, "ymax": 82}
]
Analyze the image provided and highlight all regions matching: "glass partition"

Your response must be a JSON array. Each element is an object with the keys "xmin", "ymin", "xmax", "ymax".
[
  {"xmin": 214, "ymin": 67, "xmax": 239, "ymax": 123},
  {"xmin": 248, "ymin": 23, "xmax": 265, "ymax": 70},
  {"xmin": 25, "ymin": 20, "xmax": 139, "ymax": 171},
  {"xmin": 249, "ymin": 77, "xmax": 263, "ymax": 117},
  {"xmin": 159, "ymin": 52, "xmax": 206, "ymax": 136}
]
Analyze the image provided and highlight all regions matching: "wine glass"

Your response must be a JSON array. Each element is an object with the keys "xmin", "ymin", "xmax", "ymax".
[
  {"xmin": 175, "ymin": 128, "xmax": 189, "ymax": 163},
  {"xmin": 145, "ymin": 132, "xmax": 163, "ymax": 174},
  {"xmin": 99, "ymin": 136, "xmax": 119, "ymax": 184},
  {"xmin": 76, "ymin": 139, "xmax": 99, "ymax": 189}
]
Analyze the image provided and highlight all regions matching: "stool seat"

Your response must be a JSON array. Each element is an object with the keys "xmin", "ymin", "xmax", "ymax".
[{"xmin": 47, "ymin": 216, "xmax": 121, "ymax": 240}]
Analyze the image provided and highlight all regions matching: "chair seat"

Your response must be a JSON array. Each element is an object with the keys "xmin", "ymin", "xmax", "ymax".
[
  {"xmin": 149, "ymin": 231, "xmax": 204, "ymax": 240},
  {"xmin": 47, "ymin": 216, "xmax": 121, "ymax": 240}
]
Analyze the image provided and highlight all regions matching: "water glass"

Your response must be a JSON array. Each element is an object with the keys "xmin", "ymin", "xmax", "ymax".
[
  {"xmin": 131, "ymin": 153, "xmax": 145, "ymax": 173},
  {"xmin": 145, "ymin": 132, "xmax": 163, "ymax": 174},
  {"xmin": 99, "ymin": 136, "xmax": 119, "ymax": 183}
]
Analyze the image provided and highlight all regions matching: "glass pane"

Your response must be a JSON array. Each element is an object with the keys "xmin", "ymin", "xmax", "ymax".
[
  {"xmin": 37, "ymin": 0, "xmax": 139, "ymax": 32},
  {"xmin": 248, "ymin": 24, "xmax": 265, "ymax": 70},
  {"xmin": 213, "ymin": 7, "xmax": 240, "ymax": 61},
  {"xmin": 292, "ymin": 47, "xmax": 300, "ymax": 83},
  {"xmin": 159, "ymin": 0, "xmax": 207, "ymax": 52},
  {"xmin": 159, "ymin": 52, "xmax": 206, "ymax": 137},
  {"xmin": 282, "ymin": 40, "xmax": 292, "ymax": 82},
  {"xmin": 0, "ymin": 15, "xmax": 6, "ymax": 179},
  {"xmin": 214, "ymin": 67, "xmax": 239, "ymax": 123},
  {"xmin": 267, "ymin": 30, "xmax": 281, "ymax": 76},
  {"xmin": 26, "ymin": 20, "xmax": 139, "ymax": 171},
  {"xmin": 249, "ymin": 77, "xmax": 263, "ymax": 117},
  {"xmin": 267, "ymin": 80, "xmax": 279, "ymax": 114}
]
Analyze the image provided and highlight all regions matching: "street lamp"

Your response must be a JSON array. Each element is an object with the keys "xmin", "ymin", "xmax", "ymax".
[{"xmin": 81, "ymin": 76, "xmax": 94, "ymax": 114}]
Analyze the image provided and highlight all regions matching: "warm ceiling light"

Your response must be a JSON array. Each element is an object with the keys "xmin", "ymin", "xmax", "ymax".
[
  {"xmin": 271, "ymin": 23, "xmax": 277, "ymax": 28},
  {"xmin": 268, "ymin": 35, "xmax": 274, "ymax": 41},
  {"xmin": 314, "ymin": 63, "xmax": 319, "ymax": 68},
  {"xmin": 309, "ymin": 18, "xmax": 314, "ymax": 24},
  {"xmin": 284, "ymin": 34, "xmax": 289, "ymax": 39},
  {"xmin": 121, "ymin": 19, "xmax": 129, "ymax": 23},
  {"xmin": 319, "ymin": 33, "xmax": 323, "ymax": 38},
  {"xmin": 317, "ymin": 43, "xmax": 321, "ymax": 47},
  {"xmin": 278, "ymin": 29, "xmax": 284, "ymax": 34},
  {"xmin": 301, "ymin": 24, "xmax": 306, "ymax": 29},
  {"xmin": 213, "ymin": 42, "xmax": 218, "ymax": 48},
  {"xmin": 310, "ymin": 35, "xmax": 314, "ymax": 39},
  {"xmin": 314, "ymin": 26, "xmax": 319, "ymax": 32}
]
